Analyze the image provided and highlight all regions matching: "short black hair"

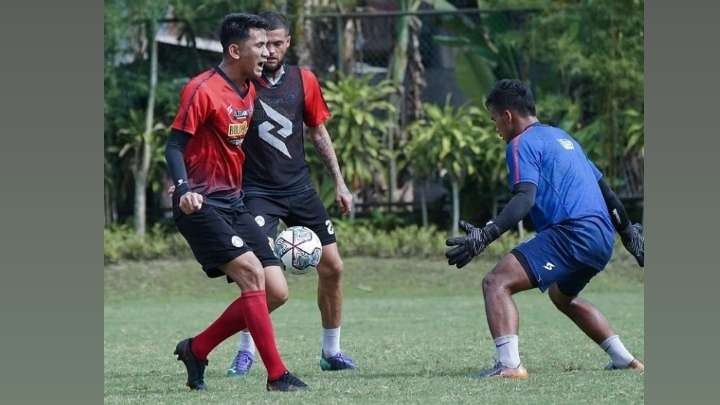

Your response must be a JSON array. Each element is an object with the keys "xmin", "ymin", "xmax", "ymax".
[
  {"xmin": 219, "ymin": 13, "xmax": 270, "ymax": 53},
  {"xmin": 258, "ymin": 11, "xmax": 290, "ymax": 33},
  {"xmin": 485, "ymin": 79, "xmax": 536, "ymax": 116}
]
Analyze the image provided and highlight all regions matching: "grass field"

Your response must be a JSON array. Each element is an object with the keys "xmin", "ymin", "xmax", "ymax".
[{"xmin": 105, "ymin": 253, "xmax": 644, "ymax": 404}]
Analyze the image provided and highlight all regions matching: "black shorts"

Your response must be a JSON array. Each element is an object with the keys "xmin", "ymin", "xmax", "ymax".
[
  {"xmin": 173, "ymin": 202, "xmax": 281, "ymax": 280},
  {"xmin": 244, "ymin": 188, "xmax": 337, "ymax": 245}
]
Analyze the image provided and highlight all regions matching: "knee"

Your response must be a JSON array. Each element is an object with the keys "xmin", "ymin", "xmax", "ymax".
[
  {"xmin": 483, "ymin": 256, "xmax": 512, "ymax": 293},
  {"xmin": 483, "ymin": 254, "xmax": 533, "ymax": 296},
  {"xmin": 482, "ymin": 271, "xmax": 504, "ymax": 295},
  {"xmin": 241, "ymin": 265, "xmax": 266, "ymax": 288},
  {"xmin": 318, "ymin": 257, "xmax": 343, "ymax": 281},
  {"xmin": 226, "ymin": 255, "xmax": 266, "ymax": 288},
  {"xmin": 268, "ymin": 287, "xmax": 289, "ymax": 308}
]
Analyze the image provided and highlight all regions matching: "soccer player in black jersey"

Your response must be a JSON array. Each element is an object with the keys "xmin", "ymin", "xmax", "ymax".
[{"xmin": 226, "ymin": 11, "xmax": 356, "ymax": 376}]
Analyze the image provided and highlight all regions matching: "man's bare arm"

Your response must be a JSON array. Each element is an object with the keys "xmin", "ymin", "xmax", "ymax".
[{"xmin": 308, "ymin": 124, "xmax": 352, "ymax": 215}]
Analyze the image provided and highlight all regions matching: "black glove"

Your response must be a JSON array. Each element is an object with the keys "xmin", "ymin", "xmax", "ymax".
[
  {"xmin": 445, "ymin": 220, "xmax": 500, "ymax": 269},
  {"xmin": 620, "ymin": 223, "xmax": 644, "ymax": 267}
]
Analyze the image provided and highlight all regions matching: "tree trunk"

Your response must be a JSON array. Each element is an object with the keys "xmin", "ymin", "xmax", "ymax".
[
  {"xmin": 450, "ymin": 178, "xmax": 460, "ymax": 236},
  {"xmin": 291, "ymin": 0, "xmax": 313, "ymax": 67},
  {"xmin": 386, "ymin": 0, "xmax": 413, "ymax": 207},
  {"xmin": 341, "ymin": 18, "xmax": 355, "ymax": 75},
  {"xmin": 388, "ymin": 126, "xmax": 397, "ymax": 210},
  {"xmin": 420, "ymin": 179, "xmax": 428, "ymax": 228},
  {"xmin": 134, "ymin": 20, "xmax": 158, "ymax": 236},
  {"xmin": 133, "ymin": 170, "xmax": 147, "ymax": 235},
  {"xmin": 388, "ymin": 0, "xmax": 411, "ymax": 84},
  {"xmin": 104, "ymin": 183, "xmax": 115, "ymax": 226},
  {"xmin": 334, "ymin": 0, "xmax": 358, "ymax": 75},
  {"xmin": 407, "ymin": 13, "xmax": 426, "ymax": 122}
]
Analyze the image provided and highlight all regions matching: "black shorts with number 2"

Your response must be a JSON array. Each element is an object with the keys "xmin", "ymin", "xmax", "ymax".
[{"xmin": 244, "ymin": 188, "xmax": 337, "ymax": 246}]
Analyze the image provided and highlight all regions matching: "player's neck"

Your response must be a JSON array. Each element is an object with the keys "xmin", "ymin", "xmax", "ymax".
[
  {"xmin": 263, "ymin": 64, "xmax": 285, "ymax": 82},
  {"xmin": 514, "ymin": 117, "xmax": 539, "ymax": 136},
  {"xmin": 218, "ymin": 61, "xmax": 249, "ymax": 90}
]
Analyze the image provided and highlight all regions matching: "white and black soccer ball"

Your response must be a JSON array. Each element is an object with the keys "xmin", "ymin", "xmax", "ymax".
[{"xmin": 274, "ymin": 226, "xmax": 322, "ymax": 275}]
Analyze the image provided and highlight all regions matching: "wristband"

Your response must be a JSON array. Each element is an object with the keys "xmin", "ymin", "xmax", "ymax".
[{"xmin": 175, "ymin": 181, "xmax": 190, "ymax": 198}]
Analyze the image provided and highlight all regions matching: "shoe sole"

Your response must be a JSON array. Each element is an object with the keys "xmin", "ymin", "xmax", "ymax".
[
  {"xmin": 320, "ymin": 358, "xmax": 356, "ymax": 371},
  {"xmin": 227, "ymin": 371, "xmax": 250, "ymax": 378},
  {"xmin": 470, "ymin": 366, "xmax": 529, "ymax": 380},
  {"xmin": 492, "ymin": 372, "xmax": 529, "ymax": 380},
  {"xmin": 606, "ymin": 359, "xmax": 645, "ymax": 374}
]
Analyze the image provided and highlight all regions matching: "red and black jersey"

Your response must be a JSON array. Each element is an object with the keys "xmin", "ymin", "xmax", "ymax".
[
  {"xmin": 171, "ymin": 67, "xmax": 256, "ymax": 202},
  {"xmin": 241, "ymin": 65, "xmax": 331, "ymax": 195}
]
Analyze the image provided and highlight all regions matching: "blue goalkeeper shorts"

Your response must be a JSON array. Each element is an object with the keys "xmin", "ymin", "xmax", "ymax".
[{"xmin": 512, "ymin": 223, "xmax": 613, "ymax": 296}]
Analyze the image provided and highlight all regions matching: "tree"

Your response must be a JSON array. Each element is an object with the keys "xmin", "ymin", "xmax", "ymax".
[
  {"xmin": 106, "ymin": 0, "xmax": 169, "ymax": 235},
  {"xmin": 385, "ymin": 0, "xmax": 424, "ymax": 209},
  {"xmin": 433, "ymin": 2, "xmax": 534, "ymax": 106},
  {"xmin": 104, "ymin": 0, "xmax": 238, "ymax": 231},
  {"xmin": 320, "ymin": 75, "xmax": 397, "ymax": 219},
  {"xmin": 523, "ymin": 0, "xmax": 644, "ymax": 184},
  {"xmin": 407, "ymin": 100, "xmax": 494, "ymax": 236},
  {"xmin": 433, "ymin": 0, "xmax": 644, "ymax": 191}
]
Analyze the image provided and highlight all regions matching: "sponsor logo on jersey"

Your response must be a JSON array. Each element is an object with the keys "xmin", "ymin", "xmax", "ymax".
[
  {"xmin": 557, "ymin": 138, "xmax": 575, "ymax": 150},
  {"xmin": 228, "ymin": 121, "xmax": 249, "ymax": 145},
  {"xmin": 258, "ymin": 99, "xmax": 293, "ymax": 158},
  {"xmin": 543, "ymin": 262, "xmax": 556, "ymax": 271},
  {"xmin": 227, "ymin": 105, "xmax": 251, "ymax": 120}
]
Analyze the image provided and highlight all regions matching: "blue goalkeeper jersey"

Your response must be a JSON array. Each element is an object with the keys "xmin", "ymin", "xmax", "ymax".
[{"xmin": 505, "ymin": 122, "xmax": 615, "ymax": 269}]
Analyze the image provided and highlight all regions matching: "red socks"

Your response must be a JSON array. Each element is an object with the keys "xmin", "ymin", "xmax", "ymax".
[
  {"xmin": 190, "ymin": 290, "xmax": 287, "ymax": 380},
  {"xmin": 240, "ymin": 290, "xmax": 287, "ymax": 380},
  {"xmin": 191, "ymin": 295, "xmax": 246, "ymax": 361}
]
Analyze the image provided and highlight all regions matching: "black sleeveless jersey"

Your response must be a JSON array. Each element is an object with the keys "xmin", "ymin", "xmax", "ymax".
[{"xmin": 242, "ymin": 66, "xmax": 313, "ymax": 195}]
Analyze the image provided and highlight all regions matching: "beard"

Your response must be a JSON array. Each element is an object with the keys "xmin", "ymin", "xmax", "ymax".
[{"xmin": 263, "ymin": 59, "xmax": 284, "ymax": 75}]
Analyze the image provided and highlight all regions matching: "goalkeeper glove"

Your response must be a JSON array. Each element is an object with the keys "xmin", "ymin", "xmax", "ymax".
[
  {"xmin": 445, "ymin": 220, "xmax": 500, "ymax": 269},
  {"xmin": 620, "ymin": 223, "xmax": 644, "ymax": 267}
]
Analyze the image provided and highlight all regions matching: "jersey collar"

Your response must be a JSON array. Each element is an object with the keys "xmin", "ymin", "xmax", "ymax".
[
  {"xmin": 262, "ymin": 64, "xmax": 286, "ymax": 87},
  {"xmin": 213, "ymin": 65, "xmax": 250, "ymax": 99},
  {"xmin": 522, "ymin": 121, "xmax": 543, "ymax": 133}
]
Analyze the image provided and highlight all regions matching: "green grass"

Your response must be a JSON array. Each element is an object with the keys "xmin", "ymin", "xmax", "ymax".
[{"xmin": 105, "ymin": 255, "xmax": 644, "ymax": 404}]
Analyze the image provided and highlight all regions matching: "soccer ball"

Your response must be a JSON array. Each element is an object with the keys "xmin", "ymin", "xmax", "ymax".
[{"xmin": 274, "ymin": 226, "xmax": 322, "ymax": 275}]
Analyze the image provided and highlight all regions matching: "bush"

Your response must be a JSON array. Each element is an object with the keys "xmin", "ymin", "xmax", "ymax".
[
  {"xmin": 334, "ymin": 222, "xmax": 442, "ymax": 258},
  {"xmin": 104, "ymin": 221, "xmax": 528, "ymax": 264},
  {"xmin": 334, "ymin": 220, "xmax": 526, "ymax": 260},
  {"xmin": 104, "ymin": 224, "xmax": 192, "ymax": 264}
]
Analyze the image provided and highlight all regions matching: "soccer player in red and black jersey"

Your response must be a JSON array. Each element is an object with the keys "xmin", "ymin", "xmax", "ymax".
[
  {"xmin": 225, "ymin": 12, "xmax": 357, "ymax": 377},
  {"xmin": 164, "ymin": 13, "xmax": 307, "ymax": 392}
]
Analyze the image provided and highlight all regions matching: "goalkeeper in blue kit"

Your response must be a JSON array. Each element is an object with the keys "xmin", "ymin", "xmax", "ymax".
[{"xmin": 446, "ymin": 79, "xmax": 645, "ymax": 379}]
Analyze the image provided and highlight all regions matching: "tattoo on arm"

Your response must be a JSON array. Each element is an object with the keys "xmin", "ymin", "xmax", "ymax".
[{"xmin": 310, "ymin": 125, "xmax": 343, "ymax": 183}]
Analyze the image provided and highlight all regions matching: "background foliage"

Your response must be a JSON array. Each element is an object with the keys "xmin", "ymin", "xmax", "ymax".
[{"xmin": 104, "ymin": 0, "xmax": 643, "ymax": 247}]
